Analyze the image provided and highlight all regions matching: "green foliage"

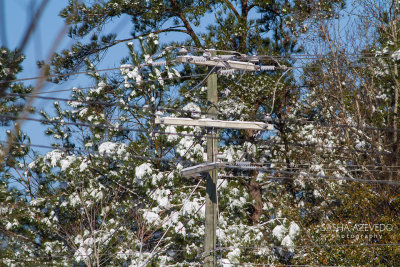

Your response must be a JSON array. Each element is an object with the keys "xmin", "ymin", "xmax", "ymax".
[{"xmin": 2, "ymin": 0, "xmax": 400, "ymax": 266}]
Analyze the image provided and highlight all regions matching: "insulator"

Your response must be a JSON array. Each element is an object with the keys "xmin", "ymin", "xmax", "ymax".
[
  {"xmin": 220, "ymin": 55, "xmax": 236, "ymax": 60},
  {"xmin": 216, "ymin": 153, "xmax": 225, "ymax": 160},
  {"xmin": 219, "ymin": 69, "xmax": 236, "ymax": 75},
  {"xmin": 190, "ymin": 56, "xmax": 207, "ymax": 62},
  {"xmin": 191, "ymin": 111, "xmax": 201, "ymax": 118},
  {"xmin": 261, "ymin": 65, "xmax": 276, "ymax": 71},
  {"xmin": 152, "ymin": 61, "xmax": 167, "ymax": 66},
  {"xmin": 236, "ymin": 161, "xmax": 257, "ymax": 170},
  {"xmin": 179, "ymin": 46, "xmax": 188, "ymax": 54},
  {"xmin": 248, "ymin": 56, "xmax": 259, "ymax": 63},
  {"xmin": 264, "ymin": 115, "xmax": 272, "ymax": 122}
]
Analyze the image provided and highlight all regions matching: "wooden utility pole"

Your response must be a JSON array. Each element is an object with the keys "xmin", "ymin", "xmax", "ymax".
[
  {"xmin": 155, "ymin": 49, "xmax": 276, "ymax": 266},
  {"xmin": 204, "ymin": 52, "xmax": 218, "ymax": 266}
]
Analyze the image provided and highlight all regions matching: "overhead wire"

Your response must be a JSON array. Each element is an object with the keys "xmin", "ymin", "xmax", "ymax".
[
  {"xmin": 213, "ymin": 243, "xmax": 400, "ymax": 251},
  {"xmin": 0, "ymin": 66, "xmax": 207, "ymax": 85},
  {"xmin": 222, "ymin": 165, "xmax": 400, "ymax": 185},
  {"xmin": 5, "ymin": 87, "xmax": 400, "ymax": 134},
  {"xmin": 2, "ymin": 137, "xmax": 398, "ymax": 184},
  {"xmin": 5, "ymin": 92, "xmax": 214, "ymax": 116},
  {"xmin": 1, "ymin": 71, "xmax": 206, "ymax": 96},
  {"xmin": 218, "ymin": 174, "xmax": 400, "ymax": 186},
  {"xmin": 135, "ymin": 138, "xmax": 204, "ymax": 239},
  {"xmin": 1, "ymin": 113, "xmax": 399, "ymax": 161},
  {"xmin": 141, "ymin": 177, "xmax": 204, "ymax": 266},
  {"xmin": 4, "ymin": 51, "xmax": 399, "ymax": 86},
  {"xmin": 218, "ymin": 262, "xmax": 352, "ymax": 267},
  {"xmin": 0, "ymin": 140, "xmax": 196, "ymax": 165},
  {"xmin": 88, "ymin": 138, "xmax": 207, "ymax": 263}
]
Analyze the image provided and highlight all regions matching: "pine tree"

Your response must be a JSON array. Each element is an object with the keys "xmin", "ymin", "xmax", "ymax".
[{"xmin": 4, "ymin": 0, "xmax": 400, "ymax": 266}]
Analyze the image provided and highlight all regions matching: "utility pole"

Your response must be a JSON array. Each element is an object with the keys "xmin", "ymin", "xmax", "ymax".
[
  {"xmin": 155, "ymin": 49, "xmax": 276, "ymax": 266},
  {"xmin": 204, "ymin": 50, "xmax": 218, "ymax": 267}
]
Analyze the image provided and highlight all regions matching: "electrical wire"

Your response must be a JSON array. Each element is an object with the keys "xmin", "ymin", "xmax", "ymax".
[
  {"xmin": 1, "ymin": 112, "xmax": 399, "ymax": 162},
  {"xmin": 218, "ymin": 262, "xmax": 351, "ymax": 267},
  {"xmin": 218, "ymin": 174, "xmax": 400, "ymax": 186},
  {"xmin": 5, "ymin": 87, "xmax": 400, "ymax": 134},
  {"xmin": 0, "ymin": 66, "xmax": 206, "ymax": 84},
  {"xmin": 214, "ymin": 243, "xmax": 400, "ymax": 251},
  {"xmin": 5, "ymin": 92, "xmax": 214, "ymax": 116},
  {"xmin": 0, "ymin": 140, "xmax": 196, "ymax": 165},
  {"xmin": 2, "ymin": 114, "xmax": 400, "ymax": 148},
  {"xmin": 222, "ymin": 165, "xmax": 400, "ymax": 185},
  {"xmin": 141, "ymin": 178, "xmax": 203, "ymax": 266},
  {"xmin": 92, "ymin": 138, "xmax": 206, "ymax": 264},
  {"xmin": 3, "ymin": 137, "xmax": 397, "ymax": 184},
  {"xmin": 0, "ymin": 72, "xmax": 206, "ymax": 97},
  {"xmin": 4, "ymin": 52, "xmax": 399, "ymax": 86},
  {"xmin": 270, "ymin": 68, "xmax": 290, "ymax": 114},
  {"xmin": 3, "ymin": 113, "xmax": 398, "ymax": 161}
]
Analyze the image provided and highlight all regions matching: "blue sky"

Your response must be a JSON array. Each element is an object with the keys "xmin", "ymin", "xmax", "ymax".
[
  {"xmin": 2, "ymin": 0, "xmax": 134, "ymax": 149},
  {"xmin": 2, "ymin": 0, "xmax": 214, "ymax": 152},
  {"xmin": 1, "ymin": 1, "xmax": 237, "ymax": 156},
  {"xmin": 2, "ymin": 1, "xmax": 69, "ymax": 148}
]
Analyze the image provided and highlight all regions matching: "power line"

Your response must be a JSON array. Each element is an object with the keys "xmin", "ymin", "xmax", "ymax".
[
  {"xmin": 1, "ymin": 113, "xmax": 399, "ymax": 160},
  {"xmin": 142, "ymin": 177, "xmax": 204, "ymax": 266},
  {"xmin": 273, "ymin": 116, "xmax": 400, "ymax": 133},
  {"xmin": 218, "ymin": 262, "xmax": 357, "ymax": 267},
  {"xmin": 244, "ymin": 52, "xmax": 400, "ymax": 60},
  {"xmin": 5, "ymin": 92, "xmax": 215, "ymax": 116},
  {"xmin": 214, "ymin": 243, "xmax": 400, "ymax": 251},
  {"xmin": 3, "ymin": 53, "xmax": 399, "ymax": 86},
  {"xmin": 254, "ymin": 162, "xmax": 400, "ymax": 169},
  {"xmin": 222, "ymin": 165, "xmax": 400, "ymax": 186},
  {"xmin": 2, "ymin": 74, "xmax": 207, "ymax": 95},
  {"xmin": 0, "ymin": 63, "xmax": 206, "ymax": 84},
  {"xmin": 218, "ymin": 174, "xmax": 400, "ymax": 186},
  {"xmin": 86, "ymin": 139, "xmax": 207, "ymax": 262},
  {"xmin": 219, "ymin": 262, "xmax": 345, "ymax": 267},
  {"xmin": 0, "ymin": 140, "xmax": 195, "ymax": 165},
  {"xmin": 8, "ymin": 85, "xmax": 98, "ymax": 95},
  {"xmin": 2, "ymin": 138, "xmax": 397, "ymax": 175},
  {"xmin": 226, "ymin": 163, "xmax": 400, "ymax": 172},
  {"xmin": 6, "ymin": 89, "xmax": 400, "ymax": 135}
]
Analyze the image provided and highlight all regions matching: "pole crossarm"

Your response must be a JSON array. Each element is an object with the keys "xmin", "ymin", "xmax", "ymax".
[
  {"xmin": 176, "ymin": 55, "xmax": 260, "ymax": 71},
  {"xmin": 174, "ymin": 50, "xmax": 277, "ymax": 267},
  {"xmin": 180, "ymin": 162, "xmax": 226, "ymax": 177},
  {"xmin": 181, "ymin": 162, "xmax": 273, "ymax": 177},
  {"xmin": 155, "ymin": 116, "xmax": 274, "ymax": 131}
]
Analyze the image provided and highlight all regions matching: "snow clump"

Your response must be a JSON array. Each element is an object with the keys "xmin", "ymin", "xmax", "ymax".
[
  {"xmin": 272, "ymin": 225, "xmax": 287, "ymax": 241},
  {"xmin": 44, "ymin": 150, "xmax": 63, "ymax": 167},
  {"xmin": 99, "ymin": 142, "xmax": 127, "ymax": 157},
  {"xmin": 60, "ymin": 156, "xmax": 76, "ymax": 171},
  {"xmin": 135, "ymin": 163, "xmax": 153, "ymax": 186}
]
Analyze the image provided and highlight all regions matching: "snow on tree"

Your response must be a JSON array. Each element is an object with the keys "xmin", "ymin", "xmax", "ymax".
[{"xmin": 1, "ymin": 0, "xmax": 400, "ymax": 266}]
